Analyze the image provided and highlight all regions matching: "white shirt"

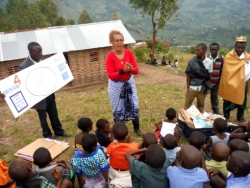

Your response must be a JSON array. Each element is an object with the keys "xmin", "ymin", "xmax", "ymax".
[
  {"xmin": 190, "ymin": 56, "xmax": 213, "ymax": 91},
  {"xmin": 29, "ymin": 55, "xmax": 39, "ymax": 64},
  {"xmin": 209, "ymin": 54, "xmax": 219, "ymax": 63}
]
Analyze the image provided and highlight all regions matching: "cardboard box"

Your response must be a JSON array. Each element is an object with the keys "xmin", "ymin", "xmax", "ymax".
[{"xmin": 14, "ymin": 138, "xmax": 70, "ymax": 161}]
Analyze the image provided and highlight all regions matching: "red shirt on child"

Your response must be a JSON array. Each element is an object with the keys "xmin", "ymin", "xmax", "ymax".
[{"xmin": 106, "ymin": 142, "xmax": 139, "ymax": 170}]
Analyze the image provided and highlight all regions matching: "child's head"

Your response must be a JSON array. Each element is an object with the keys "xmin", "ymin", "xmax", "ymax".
[
  {"xmin": 226, "ymin": 151, "xmax": 250, "ymax": 177},
  {"xmin": 228, "ymin": 139, "xmax": 249, "ymax": 154},
  {"xmin": 33, "ymin": 147, "xmax": 52, "ymax": 167},
  {"xmin": 78, "ymin": 117, "xmax": 93, "ymax": 133},
  {"xmin": 81, "ymin": 133, "xmax": 97, "ymax": 153},
  {"xmin": 112, "ymin": 122, "xmax": 128, "ymax": 141},
  {"xmin": 163, "ymin": 134, "xmax": 177, "ymax": 149},
  {"xmin": 213, "ymin": 118, "xmax": 227, "ymax": 133},
  {"xmin": 143, "ymin": 133, "xmax": 157, "ymax": 148},
  {"xmin": 177, "ymin": 145, "xmax": 201, "ymax": 169},
  {"xmin": 211, "ymin": 142, "xmax": 230, "ymax": 162},
  {"xmin": 9, "ymin": 158, "xmax": 32, "ymax": 181},
  {"xmin": 96, "ymin": 119, "xmax": 110, "ymax": 133},
  {"xmin": 166, "ymin": 108, "xmax": 176, "ymax": 120},
  {"xmin": 189, "ymin": 131, "xmax": 206, "ymax": 150},
  {"xmin": 145, "ymin": 144, "xmax": 166, "ymax": 168}
]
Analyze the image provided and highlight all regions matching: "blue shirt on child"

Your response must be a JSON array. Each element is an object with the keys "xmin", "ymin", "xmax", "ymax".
[
  {"xmin": 71, "ymin": 145, "xmax": 109, "ymax": 177},
  {"xmin": 226, "ymin": 174, "xmax": 250, "ymax": 188},
  {"xmin": 164, "ymin": 147, "xmax": 181, "ymax": 164},
  {"xmin": 167, "ymin": 166, "xmax": 209, "ymax": 188}
]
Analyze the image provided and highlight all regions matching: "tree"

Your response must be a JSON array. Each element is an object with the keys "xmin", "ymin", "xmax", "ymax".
[
  {"xmin": 35, "ymin": 0, "xmax": 58, "ymax": 26},
  {"xmin": 67, "ymin": 19, "xmax": 75, "ymax": 25},
  {"xmin": 129, "ymin": 0, "xmax": 179, "ymax": 62},
  {"xmin": 0, "ymin": 8, "xmax": 7, "ymax": 31},
  {"xmin": 78, "ymin": 9, "xmax": 93, "ymax": 24},
  {"xmin": 112, "ymin": 10, "xmax": 119, "ymax": 20},
  {"xmin": 56, "ymin": 16, "xmax": 67, "ymax": 26},
  {"xmin": 5, "ymin": 0, "xmax": 31, "ymax": 30}
]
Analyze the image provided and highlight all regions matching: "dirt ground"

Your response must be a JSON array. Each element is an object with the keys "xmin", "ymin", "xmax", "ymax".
[{"xmin": 134, "ymin": 64, "xmax": 185, "ymax": 86}]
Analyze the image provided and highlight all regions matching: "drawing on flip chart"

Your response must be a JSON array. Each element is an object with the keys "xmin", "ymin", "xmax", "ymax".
[{"xmin": 25, "ymin": 67, "xmax": 57, "ymax": 96}]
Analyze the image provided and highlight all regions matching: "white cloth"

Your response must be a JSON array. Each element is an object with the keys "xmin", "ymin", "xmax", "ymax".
[
  {"xmin": 160, "ymin": 120, "xmax": 176, "ymax": 137},
  {"xmin": 108, "ymin": 166, "xmax": 132, "ymax": 188},
  {"xmin": 237, "ymin": 52, "xmax": 250, "ymax": 81},
  {"xmin": 190, "ymin": 56, "xmax": 213, "ymax": 91}
]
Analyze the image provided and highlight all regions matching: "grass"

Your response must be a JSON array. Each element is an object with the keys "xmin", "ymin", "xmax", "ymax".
[
  {"xmin": 0, "ymin": 83, "xmax": 188, "ymax": 164},
  {"xmin": 1, "ymin": 81, "xmax": 249, "ymax": 163},
  {"xmin": 1, "ymin": 52, "xmax": 250, "ymax": 187}
]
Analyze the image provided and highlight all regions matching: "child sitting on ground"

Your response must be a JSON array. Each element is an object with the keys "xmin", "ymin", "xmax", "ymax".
[
  {"xmin": 33, "ymin": 147, "xmax": 75, "ymax": 185},
  {"xmin": 163, "ymin": 134, "xmax": 181, "ymax": 164},
  {"xmin": 230, "ymin": 122, "xmax": 250, "ymax": 150},
  {"xmin": 125, "ymin": 144, "xmax": 170, "ymax": 188},
  {"xmin": 106, "ymin": 122, "xmax": 139, "ymax": 188},
  {"xmin": 8, "ymin": 158, "xmax": 72, "ymax": 188},
  {"xmin": 138, "ymin": 133, "xmax": 157, "ymax": 162},
  {"xmin": 0, "ymin": 159, "xmax": 15, "ymax": 188},
  {"xmin": 208, "ymin": 151, "xmax": 250, "ymax": 188},
  {"xmin": 202, "ymin": 118, "xmax": 230, "ymax": 152},
  {"xmin": 228, "ymin": 138, "xmax": 249, "ymax": 154},
  {"xmin": 75, "ymin": 117, "xmax": 93, "ymax": 149},
  {"xmin": 205, "ymin": 142, "xmax": 230, "ymax": 178},
  {"xmin": 154, "ymin": 108, "xmax": 181, "ymax": 144},
  {"xmin": 71, "ymin": 133, "xmax": 109, "ymax": 188},
  {"xmin": 189, "ymin": 131, "xmax": 210, "ymax": 160},
  {"xmin": 167, "ymin": 145, "xmax": 210, "ymax": 188},
  {"xmin": 95, "ymin": 118, "xmax": 112, "ymax": 147}
]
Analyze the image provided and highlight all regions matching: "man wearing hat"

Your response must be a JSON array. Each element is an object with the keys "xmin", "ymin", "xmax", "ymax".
[{"xmin": 218, "ymin": 36, "xmax": 250, "ymax": 122}]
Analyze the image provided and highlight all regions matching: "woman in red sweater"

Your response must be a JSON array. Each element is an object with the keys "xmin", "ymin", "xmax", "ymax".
[{"xmin": 105, "ymin": 30, "xmax": 142, "ymax": 136}]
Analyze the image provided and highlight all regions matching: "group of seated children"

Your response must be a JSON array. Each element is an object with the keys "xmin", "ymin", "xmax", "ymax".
[{"xmin": 3, "ymin": 108, "xmax": 250, "ymax": 188}]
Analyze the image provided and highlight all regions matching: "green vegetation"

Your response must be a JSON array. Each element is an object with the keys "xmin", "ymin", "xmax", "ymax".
[
  {"xmin": 129, "ymin": 0, "xmax": 179, "ymax": 62},
  {"xmin": 78, "ymin": 8, "xmax": 93, "ymax": 24},
  {"xmin": 132, "ymin": 47, "xmax": 149, "ymax": 63},
  {"xmin": 0, "ymin": 0, "xmax": 74, "ymax": 31},
  {"xmin": 0, "ymin": 0, "xmax": 249, "ymax": 50},
  {"xmin": 189, "ymin": 46, "xmax": 196, "ymax": 54}
]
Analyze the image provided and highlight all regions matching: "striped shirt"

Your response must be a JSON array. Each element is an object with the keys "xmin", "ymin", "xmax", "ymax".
[{"xmin": 208, "ymin": 54, "xmax": 224, "ymax": 84}]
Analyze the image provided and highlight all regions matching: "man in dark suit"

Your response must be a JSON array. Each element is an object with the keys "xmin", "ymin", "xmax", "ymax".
[{"xmin": 19, "ymin": 42, "xmax": 70, "ymax": 138}]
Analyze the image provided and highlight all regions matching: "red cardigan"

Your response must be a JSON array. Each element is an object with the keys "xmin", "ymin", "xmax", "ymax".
[{"xmin": 106, "ymin": 49, "xmax": 139, "ymax": 81}]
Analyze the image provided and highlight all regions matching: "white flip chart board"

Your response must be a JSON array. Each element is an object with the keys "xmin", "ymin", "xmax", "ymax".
[{"xmin": 0, "ymin": 53, "xmax": 74, "ymax": 118}]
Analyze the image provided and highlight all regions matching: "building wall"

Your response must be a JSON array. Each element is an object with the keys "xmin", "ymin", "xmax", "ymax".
[
  {"xmin": 0, "ymin": 59, "xmax": 24, "ymax": 80},
  {"xmin": 67, "ymin": 47, "xmax": 111, "ymax": 86},
  {"xmin": 0, "ymin": 55, "xmax": 52, "ymax": 81},
  {"xmin": 0, "ymin": 48, "xmax": 111, "ymax": 87}
]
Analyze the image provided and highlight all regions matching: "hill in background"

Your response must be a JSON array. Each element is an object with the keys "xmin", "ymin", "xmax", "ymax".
[{"xmin": 1, "ymin": 0, "xmax": 250, "ymax": 50}]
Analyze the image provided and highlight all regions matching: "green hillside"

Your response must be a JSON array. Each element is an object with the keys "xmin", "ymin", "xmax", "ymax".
[{"xmin": 1, "ymin": 0, "xmax": 250, "ymax": 49}]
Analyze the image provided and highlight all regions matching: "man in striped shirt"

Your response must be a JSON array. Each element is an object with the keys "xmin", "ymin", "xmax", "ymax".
[{"xmin": 208, "ymin": 43, "xmax": 224, "ymax": 115}]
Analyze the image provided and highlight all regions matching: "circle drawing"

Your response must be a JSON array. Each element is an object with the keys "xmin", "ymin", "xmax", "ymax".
[{"xmin": 25, "ymin": 67, "xmax": 57, "ymax": 96}]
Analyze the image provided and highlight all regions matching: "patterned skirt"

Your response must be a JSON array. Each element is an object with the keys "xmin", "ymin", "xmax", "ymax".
[{"xmin": 108, "ymin": 76, "xmax": 139, "ymax": 123}]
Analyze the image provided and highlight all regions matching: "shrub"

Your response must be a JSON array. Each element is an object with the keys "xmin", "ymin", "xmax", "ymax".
[
  {"xmin": 189, "ymin": 46, "xmax": 196, "ymax": 54},
  {"xmin": 132, "ymin": 47, "xmax": 149, "ymax": 63},
  {"xmin": 166, "ymin": 51, "xmax": 175, "ymax": 62},
  {"xmin": 219, "ymin": 48, "xmax": 230, "ymax": 56}
]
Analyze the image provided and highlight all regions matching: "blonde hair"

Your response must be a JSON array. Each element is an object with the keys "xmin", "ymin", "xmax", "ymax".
[{"xmin": 109, "ymin": 30, "xmax": 124, "ymax": 44}]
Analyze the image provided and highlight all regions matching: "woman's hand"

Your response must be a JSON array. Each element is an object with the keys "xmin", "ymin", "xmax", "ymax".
[{"xmin": 123, "ymin": 63, "xmax": 133, "ymax": 72}]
